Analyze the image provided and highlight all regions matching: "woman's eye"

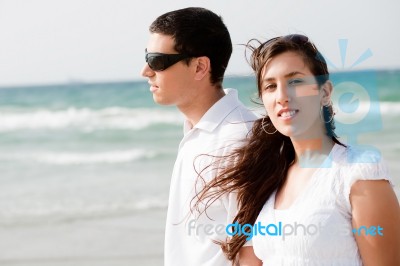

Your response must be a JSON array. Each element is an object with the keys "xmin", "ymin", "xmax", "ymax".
[
  {"xmin": 288, "ymin": 79, "xmax": 304, "ymax": 86},
  {"xmin": 263, "ymin": 84, "xmax": 276, "ymax": 91}
]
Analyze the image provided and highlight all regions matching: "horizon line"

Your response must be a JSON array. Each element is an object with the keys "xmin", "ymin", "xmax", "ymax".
[{"xmin": 1, "ymin": 67, "xmax": 399, "ymax": 89}]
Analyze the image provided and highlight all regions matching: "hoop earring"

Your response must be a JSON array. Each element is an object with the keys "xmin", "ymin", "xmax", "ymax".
[
  {"xmin": 320, "ymin": 103, "xmax": 334, "ymax": 123},
  {"xmin": 261, "ymin": 116, "xmax": 277, "ymax": 134}
]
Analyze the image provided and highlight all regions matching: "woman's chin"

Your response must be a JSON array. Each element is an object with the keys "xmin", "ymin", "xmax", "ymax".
[{"xmin": 275, "ymin": 126, "xmax": 293, "ymax": 137}]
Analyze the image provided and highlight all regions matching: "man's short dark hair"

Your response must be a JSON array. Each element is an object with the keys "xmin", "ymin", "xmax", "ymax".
[{"xmin": 149, "ymin": 7, "xmax": 232, "ymax": 85}]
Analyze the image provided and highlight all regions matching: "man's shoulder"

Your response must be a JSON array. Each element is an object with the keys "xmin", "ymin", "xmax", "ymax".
[
  {"xmin": 221, "ymin": 103, "xmax": 257, "ymax": 130},
  {"xmin": 231, "ymin": 103, "xmax": 258, "ymax": 119},
  {"xmin": 208, "ymin": 108, "xmax": 255, "ymax": 145}
]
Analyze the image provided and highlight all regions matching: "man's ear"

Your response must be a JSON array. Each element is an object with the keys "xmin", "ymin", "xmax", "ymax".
[
  {"xmin": 193, "ymin": 56, "xmax": 210, "ymax": 81},
  {"xmin": 321, "ymin": 80, "xmax": 333, "ymax": 105}
]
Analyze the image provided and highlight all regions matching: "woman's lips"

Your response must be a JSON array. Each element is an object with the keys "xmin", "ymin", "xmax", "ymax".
[{"xmin": 277, "ymin": 109, "xmax": 299, "ymax": 120}]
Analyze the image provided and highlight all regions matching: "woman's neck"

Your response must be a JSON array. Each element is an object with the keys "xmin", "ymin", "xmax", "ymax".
[{"xmin": 291, "ymin": 135, "xmax": 335, "ymax": 168}]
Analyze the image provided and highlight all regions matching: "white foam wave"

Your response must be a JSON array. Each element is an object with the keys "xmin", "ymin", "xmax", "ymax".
[
  {"xmin": 0, "ymin": 149, "xmax": 156, "ymax": 165},
  {"xmin": 378, "ymin": 102, "xmax": 400, "ymax": 116},
  {"xmin": 0, "ymin": 107, "xmax": 183, "ymax": 132},
  {"xmin": 347, "ymin": 101, "xmax": 400, "ymax": 116},
  {"xmin": 0, "ymin": 103, "xmax": 397, "ymax": 133},
  {"xmin": 0, "ymin": 196, "xmax": 168, "ymax": 226}
]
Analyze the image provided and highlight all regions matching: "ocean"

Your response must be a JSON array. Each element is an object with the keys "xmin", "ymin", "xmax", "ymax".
[{"xmin": 0, "ymin": 70, "xmax": 399, "ymax": 265}]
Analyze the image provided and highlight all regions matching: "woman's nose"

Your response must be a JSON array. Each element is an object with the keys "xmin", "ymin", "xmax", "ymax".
[{"xmin": 276, "ymin": 82, "xmax": 291, "ymax": 105}]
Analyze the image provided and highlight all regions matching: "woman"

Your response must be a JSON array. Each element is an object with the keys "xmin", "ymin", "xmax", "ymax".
[{"xmin": 193, "ymin": 34, "xmax": 400, "ymax": 265}]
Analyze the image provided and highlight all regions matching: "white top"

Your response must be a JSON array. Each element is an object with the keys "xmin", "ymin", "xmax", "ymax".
[
  {"xmin": 164, "ymin": 89, "xmax": 257, "ymax": 266},
  {"xmin": 253, "ymin": 143, "xmax": 392, "ymax": 266}
]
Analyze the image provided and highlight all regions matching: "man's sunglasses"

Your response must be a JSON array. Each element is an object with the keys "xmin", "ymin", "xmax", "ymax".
[{"xmin": 145, "ymin": 49, "xmax": 191, "ymax": 71}]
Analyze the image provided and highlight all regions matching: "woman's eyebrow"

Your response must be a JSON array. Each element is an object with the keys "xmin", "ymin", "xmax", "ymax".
[
  {"xmin": 262, "ymin": 71, "xmax": 307, "ymax": 83},
  {"xmin": 285, "ymin": 71, "xmax": 306, "ymax": 78}
]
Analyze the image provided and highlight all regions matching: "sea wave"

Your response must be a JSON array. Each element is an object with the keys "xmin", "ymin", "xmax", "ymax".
[
  {"xmin": 344, "ymin": 101, "xmax": 400, "ymax": 115},
  {"xmin": 0, "ymin": 149, "xmax": 157, "ymax": 165},
  {"xmin": 378, "ymin": 102, "xmax": 400, "ymax": 116},
  {"xmin": 0, "ymin": 196, "xmax": 168, "ymax": 226},
  {"xmin": 0, "ymin": 103, "xmax": 398, "ymax": 133},
  {"xmin": 0, "ymin": 107, "xmax": 183, "ymax": 132}
]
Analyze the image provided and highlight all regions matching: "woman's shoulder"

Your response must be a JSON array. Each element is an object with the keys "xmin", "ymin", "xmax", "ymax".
[
  {"xmin": 332, "ymin": 143, "xmax": 382, "ymax": 164},
  {"xmin": 329, "ymin": 143, "xmax": 393, "ymax": 214},
  {"xmin": 331, "ymin": 143, "xmax": 392, "ymax": 186}
]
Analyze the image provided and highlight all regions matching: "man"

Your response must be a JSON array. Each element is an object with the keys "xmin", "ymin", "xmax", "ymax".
[{"xmin": 141, "ymin": 7, "xmax": 256, "ymax": 266}]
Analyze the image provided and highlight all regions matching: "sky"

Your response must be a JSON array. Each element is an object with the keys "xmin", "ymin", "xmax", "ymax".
[{"xmin": 0, "ymin": 0, "xmax": 399, "ymax": 87}]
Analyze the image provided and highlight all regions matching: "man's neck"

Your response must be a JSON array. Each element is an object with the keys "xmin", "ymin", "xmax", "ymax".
[{"xmin": 178, "ymin": 88, "xmax": 226, "ymax": 128}]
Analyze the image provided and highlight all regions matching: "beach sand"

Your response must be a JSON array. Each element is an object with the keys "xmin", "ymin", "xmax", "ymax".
[{"xmin": 0, "ymin": 208, "xmax": 166, "ymax": 266}]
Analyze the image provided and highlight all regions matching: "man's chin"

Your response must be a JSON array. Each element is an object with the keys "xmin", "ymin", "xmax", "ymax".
[{"xmin": 153, "ymin": 96, "xmax": 174, "ymax": 106}]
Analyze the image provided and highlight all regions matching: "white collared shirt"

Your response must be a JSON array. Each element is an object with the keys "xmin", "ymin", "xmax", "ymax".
[{"xmin": 164, "ymin": 89, "xmax": 257, "ymax": 266}]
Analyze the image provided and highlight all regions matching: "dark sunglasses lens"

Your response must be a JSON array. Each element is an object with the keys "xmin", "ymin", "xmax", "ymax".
[
  {"xmin": 147, "ymin": 55, "xmax": 166, "ymax": 71},
  {"xmin": 145, "ymin": 52, "xmax": 190, "ymax": 71}
]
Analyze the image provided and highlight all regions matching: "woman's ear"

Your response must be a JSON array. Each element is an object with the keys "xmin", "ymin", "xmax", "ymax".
[
  {"xmin": 193, "ymin": 56, "xmax": 210, "ymax": 81},
  {"xmin": 321, "ymin": 80, "xmax": 333, "ymax": 105}
]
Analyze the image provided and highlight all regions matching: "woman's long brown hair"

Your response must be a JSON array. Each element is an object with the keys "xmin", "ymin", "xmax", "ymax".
[{"xmin": 192, "ymin": 35, "xmax": 344, "ymax": 261}]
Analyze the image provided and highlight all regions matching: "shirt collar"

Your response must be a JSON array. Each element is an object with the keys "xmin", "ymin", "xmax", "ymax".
[{"xmin": 184, "ymin": 88, "xmax": 242, "ymax": 134}]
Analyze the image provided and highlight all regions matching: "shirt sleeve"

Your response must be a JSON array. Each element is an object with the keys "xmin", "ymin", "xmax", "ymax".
[{"xmin": 342, "ymin": 146, "xmax": 393, "ymax": 213}]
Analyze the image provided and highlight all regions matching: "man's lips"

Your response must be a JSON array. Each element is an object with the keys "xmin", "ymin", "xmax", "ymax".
[{"xmin": 149, "ymin": 83, "xmax": 158, "ymax": 92}]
